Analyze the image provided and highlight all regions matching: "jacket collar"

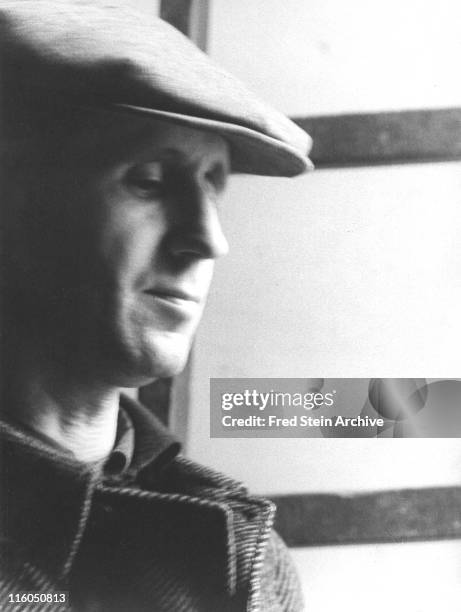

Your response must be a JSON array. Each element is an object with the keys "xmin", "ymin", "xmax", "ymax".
[
  {"xmin": 0, "ymin": 395, "xmax": 180, "ymax": 579},
  {"xmin": 0, "ymin": 398, "xmax": 274, "ymax": 598}
]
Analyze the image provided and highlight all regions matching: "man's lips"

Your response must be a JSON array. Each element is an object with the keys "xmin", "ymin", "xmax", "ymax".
[{"xmin": 143, "ymin": 287, "xmax": 201, "ymax": 304}]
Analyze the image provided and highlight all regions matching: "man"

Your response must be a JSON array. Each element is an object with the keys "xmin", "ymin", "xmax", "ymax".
[{"xmin": 0, "ymin": 1, "xmax": 313, "ymax": 610}]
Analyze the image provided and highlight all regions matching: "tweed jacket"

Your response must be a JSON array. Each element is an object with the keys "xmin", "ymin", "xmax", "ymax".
[{"xmin": 0, "ymin": 397, "xmax": 303, "ymax": 612}]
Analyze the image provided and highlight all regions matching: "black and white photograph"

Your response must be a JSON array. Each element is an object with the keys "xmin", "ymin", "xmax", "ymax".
[{"xmin": 1, "ymin": 1, "xmax": 461, "ymax": 611}]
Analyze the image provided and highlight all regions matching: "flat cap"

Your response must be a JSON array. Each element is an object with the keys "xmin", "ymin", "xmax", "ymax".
[{"xmin": 0, "ymin": 0, "xmax": 313, "ymax": 176}]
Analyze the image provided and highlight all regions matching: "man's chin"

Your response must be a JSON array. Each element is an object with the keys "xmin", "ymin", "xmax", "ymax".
[
  {"xmin": 143, "ymin": 347, "xmax": 190, "ymax": 380},
  {"xmin": 117, "ymin": 332, "xmax": 193, "ymax": 386}
]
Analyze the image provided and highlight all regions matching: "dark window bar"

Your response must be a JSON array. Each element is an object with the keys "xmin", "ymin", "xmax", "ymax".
[
  {"xmin": 295, "ymin": 108, "xmax": 461, "ymax": 168},
  {"xmin": 160, "ymin": 0, "xmax": 193, "ymax": 36},
  {"xmin": 271, "ymin": 486, "xmax": 461, "ymax": 547},
  {"xmin": 160, "ymin": 0, "xmax": 208, "ymax": 50}
]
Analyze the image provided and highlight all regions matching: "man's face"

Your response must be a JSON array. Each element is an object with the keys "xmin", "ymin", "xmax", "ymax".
[{"xmin": 8, "ymin": 115, "xmax": 230, "ymax": 386}]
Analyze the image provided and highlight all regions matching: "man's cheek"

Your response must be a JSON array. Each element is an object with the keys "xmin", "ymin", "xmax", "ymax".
[{"xmin": 100, "ymin": 225, "xmax": 159, "ymax": 287}]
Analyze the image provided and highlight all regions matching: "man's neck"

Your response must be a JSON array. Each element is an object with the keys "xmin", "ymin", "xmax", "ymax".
[
  {"xmin": 22, "ymin": 386, "xmax": 121, "ymax": 462},
  {"xmin": 3, "ymin": 352, "xmax": 123, "ymax": 463}
]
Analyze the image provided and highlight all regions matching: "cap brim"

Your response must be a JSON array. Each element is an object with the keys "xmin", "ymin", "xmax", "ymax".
[{"xmin": 113, "ymin": 104, "xmax": 314, "ymax": 177}]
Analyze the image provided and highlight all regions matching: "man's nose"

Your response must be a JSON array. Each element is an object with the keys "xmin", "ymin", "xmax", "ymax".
[{"xmin": 166, "ymin": 185, "xmax": 229, "ymax": 261}]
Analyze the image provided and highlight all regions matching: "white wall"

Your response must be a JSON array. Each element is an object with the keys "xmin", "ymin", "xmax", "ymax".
[
  {"xmin": 188, "ymin": 162, "xmax": 461, "ymax": 494},
  {"xmin": 292, "ymin": 540, "xmax": 461, "ymax": 611},
  {"xmin": 186, "ymin": 0, "xmax": 461, "ymax": 494},
  {"xmin": 129, "ymin": 0, "xmax": 160, "ymax": 16},
  {"xmin": 208, "ymin": 0, "xmax": 461, "ymax": 116}
]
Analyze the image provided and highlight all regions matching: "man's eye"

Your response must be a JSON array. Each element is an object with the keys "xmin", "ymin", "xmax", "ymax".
[
  {"xmin": 125, "ymin": 163, "xmax": 164, "ymax": 199},
  {"xmin": 204, "ymin": 163, "xmax": 226, "ymax": 195}
]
